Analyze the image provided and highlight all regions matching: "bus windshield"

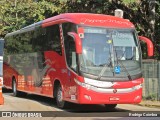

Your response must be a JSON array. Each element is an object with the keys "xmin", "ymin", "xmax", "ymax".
[{"xmin": 79, "ymin": 27, "xmax": 141, "ymax": 81}]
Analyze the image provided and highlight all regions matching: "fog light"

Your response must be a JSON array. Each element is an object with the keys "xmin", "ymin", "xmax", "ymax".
[
  {"xmin": 134, "ymin": 95, "xmax": 141, "ymax": 101},
  {"xmin": 84, "ymin": 95, "xmax": 91, "ymax": 101}
]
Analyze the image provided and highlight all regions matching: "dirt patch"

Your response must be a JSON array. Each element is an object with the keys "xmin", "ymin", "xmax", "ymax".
[{"xmin": 137, "ymin": 100, "xmax": 160, "ymax": 108}]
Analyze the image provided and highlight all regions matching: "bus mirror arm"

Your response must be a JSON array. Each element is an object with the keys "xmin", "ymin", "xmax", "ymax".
[
  {"xmin": 68, "ymin": 32, "xmax": 82, "ymax": 54},
  {"xmin": 138, "ymin": 36, "xmax": 153, "ymax": 57}
]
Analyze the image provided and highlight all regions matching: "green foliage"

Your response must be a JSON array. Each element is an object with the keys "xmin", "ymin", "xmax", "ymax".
[
  {"xmin": 0, "ymin": 0, "xmax": 60, "ymax": 37},
  {"xmin": 0, "ymin": 0, "xmax": 61, "ymax": 55},
  {"xmin": 155, "ymin": 0, "xmax": 160, "ymax": 59},
  {"xmin": 143, "ymin": 94, "xmax": 157, "ymax": 101},
  {"xmin": 122, "ymin": 0, "xmax": 138, "ymax": 4},
  {"xmin": 60, "ymin": 0, "xmax": 111, "ymax": 14}
]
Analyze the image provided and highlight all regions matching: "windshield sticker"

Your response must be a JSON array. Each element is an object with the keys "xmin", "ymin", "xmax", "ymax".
[
  {"xmin": 112, "ymin": 31, "xmax": 136, "ymax": 46},
  {"xmin": 113, "ymin": 32, "xmax": 133, "ymax": 39},
  {"xmin": 114, "ymin": 66, "xmax": 121, "ymax": 74}
]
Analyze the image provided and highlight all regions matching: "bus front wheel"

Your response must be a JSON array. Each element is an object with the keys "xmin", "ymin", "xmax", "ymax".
[{"xmin": 56, "ymin": 84, "xmax": 68, "ymax": 108}]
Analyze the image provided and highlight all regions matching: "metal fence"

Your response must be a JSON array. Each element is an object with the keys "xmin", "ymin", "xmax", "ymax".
[{"xmin": 142, "ymin": 59, "xmax": 160, "ymax": 101}]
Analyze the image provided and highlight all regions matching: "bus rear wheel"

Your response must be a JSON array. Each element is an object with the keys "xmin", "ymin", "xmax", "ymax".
[
  {"xmin": 12, "ymin": 79, "xmax": 19, "ymax": 97},
  {"xmin": 105, "ymin": 104, "xmax": 117, "ymax": 110},
  {"xmin": 56, "ymin": 84, "xmax": 68, "ymax": 109}
]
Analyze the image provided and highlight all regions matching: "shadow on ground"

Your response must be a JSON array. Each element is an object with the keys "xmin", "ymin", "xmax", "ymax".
[{"xmin": 2, "ymin": 88, "xmax": 130, "ymax": 113}]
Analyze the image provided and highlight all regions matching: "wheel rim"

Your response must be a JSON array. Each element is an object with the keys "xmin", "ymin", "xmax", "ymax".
[
  {"xmin": 57, "ymin": 88, "xmax": 62, "ymax": 103},
  {"xmin": 13, "ymin": 81, "xmax": 16, "ymax": 94}
]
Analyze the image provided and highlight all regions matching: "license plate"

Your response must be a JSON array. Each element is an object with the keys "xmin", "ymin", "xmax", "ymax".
[{"xmin": 109, "ymin": 97, "xmax": 120, "ymax": 101}]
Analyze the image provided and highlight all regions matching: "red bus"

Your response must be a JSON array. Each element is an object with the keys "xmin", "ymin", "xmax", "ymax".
[
  {"xmin": 3, "ymin": 13, "xmax": 153, "ymax": 109},
  {"xmin": 0, "ymin": 39, "xmax": 4, "ymax": 105}
]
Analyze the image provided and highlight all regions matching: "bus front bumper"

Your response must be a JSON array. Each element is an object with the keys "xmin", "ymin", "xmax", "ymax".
[{"xmin": 78, "ymin": 87, "xmax": 142, "ymax": 104}]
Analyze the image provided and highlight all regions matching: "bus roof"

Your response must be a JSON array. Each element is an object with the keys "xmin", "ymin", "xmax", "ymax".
[
  {"xmin": 5, "ymin": 13, "xmax": 135, "ymax": 37},
  {"xmin": 42, "ymin": 13, "xmax": 134, "ymax": 28}
]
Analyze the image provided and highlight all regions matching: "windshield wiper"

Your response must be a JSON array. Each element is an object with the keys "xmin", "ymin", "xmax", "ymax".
[
  {"xmin": 117, "ymin": 60, "xmax": 132, "ymax": 80},
  {"xmin": 96, "ymin": 33, "xmax": 116, "ymax": 80},
  {"xmin": 114, "ymin": 48, "xmax": 132, "ymax": 80},
  {"xmin": 96, "ymin": 58, "xmax": 112, "ymax": 80},
  {"xmin": 98, "ymin": 63, "xmax": 109, "ymax": 66}
]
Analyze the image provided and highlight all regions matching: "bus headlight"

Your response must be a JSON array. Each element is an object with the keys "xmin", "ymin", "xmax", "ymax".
[
  {"xmin": 133, "ymin": 84, "xmax": 142, "ymax": 90},
  {"xmin": 74, "ymin": 78, "xmax": 91, "ymax": 90}
]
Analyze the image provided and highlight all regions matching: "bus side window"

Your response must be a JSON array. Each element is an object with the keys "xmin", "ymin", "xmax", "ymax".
[
  {"xmin": 64, "ymin": 36, "xmax": 77, "ymax": 72},
  {"xmin": 46, "ymin": 24, "xmax": 62, "ymax": 55}
]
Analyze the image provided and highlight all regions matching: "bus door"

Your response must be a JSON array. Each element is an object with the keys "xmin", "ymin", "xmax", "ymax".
[{"xmin": 64, "ymin": 35, "xmax": 78, "ymax": 100}]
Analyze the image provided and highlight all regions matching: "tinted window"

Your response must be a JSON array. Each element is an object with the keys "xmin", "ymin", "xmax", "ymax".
[
  {"xmin": 32, "ymin": 27, "xmax": 46, "ymax": 52},
  {"xmin": 62, "ymin": 23, "xmax": 77, "ymax": 71},
  {"xmin": 5, "ymin": 24, "xmax": 62, "ymax": 55},
  {"xmin": 64, "ymin": 36, "xmax": 77, "ymax": 71},
  {"xmin": 62, "ymin": 23, "xmax": 77, "ymax": 39},
  {"xmin": 33, "ymin": 25, "xmax": 62, "ymax": 55},
  {"xmin": 5, "ymin": 31, "xmax": 33, "ymax": 54},
  {"xmin": 46, "ymin": 25, "xmax": 62, "ymax": 54}
]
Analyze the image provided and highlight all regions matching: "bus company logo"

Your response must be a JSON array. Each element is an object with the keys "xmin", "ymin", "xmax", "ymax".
[
  {"xmin": 81, "ymin": 18, "xmax": 132, "ymax": 26},
  {"xmin": 113, "ymin": 89, "xmax": 117, "ymax": 93}
]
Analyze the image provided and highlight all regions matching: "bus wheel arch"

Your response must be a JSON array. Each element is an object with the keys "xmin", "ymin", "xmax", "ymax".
[{"xmin": 53, "ymin": 80, "xmax": 61, "ymax": 98}]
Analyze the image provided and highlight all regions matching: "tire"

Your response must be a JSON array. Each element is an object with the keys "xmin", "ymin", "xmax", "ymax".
[
  {"xmin": 56, "ymin": 84, "xmax": 68, "ymax": 109},
  {"xmin": 12, "ymin": 80, "xmax": 19, "ymax": 97},
  {"xmin": 12, "ymin": 79, "xmax": 27, "ymax": 97},
  {"xmin": 105, "ymin": 104, "xmax": 117, "ymax": 111}
]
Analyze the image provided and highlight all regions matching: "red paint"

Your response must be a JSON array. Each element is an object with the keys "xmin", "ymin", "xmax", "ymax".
[
  {"xmin": 78, "ymin": 86, "xmax": 142, "ymax": 104},
  {"xmin": 78, "ymin": 27, "xmax": 84, "ymax": 34},
  {"xmin": 139, "ymin": 36, "xmax": 153, "ymax": 57},
  {"xmin": 113, "ymin": 78, "xmax": 143, "ymax": 89},
  {"xmin": 42, "ymin": 13, "xmax": 134, "ymax": 28}
]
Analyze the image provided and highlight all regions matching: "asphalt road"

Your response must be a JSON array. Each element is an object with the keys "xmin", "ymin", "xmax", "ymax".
[{"xmin": 0, "ymin": 89, "xmax": 160, "ymax": 120}]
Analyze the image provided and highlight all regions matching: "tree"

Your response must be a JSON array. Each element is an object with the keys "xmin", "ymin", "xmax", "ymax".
[
  {"xmin": 155, "ymin": 0, "xmax": 160, "ymax": 59},
  {"xmin": 0, "ymin": 0, "xmax": 60, "ymax": 38}
]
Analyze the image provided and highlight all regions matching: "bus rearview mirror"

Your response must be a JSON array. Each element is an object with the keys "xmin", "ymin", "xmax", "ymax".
[
  {"xmin": 138, "ymin": 36, "xmax": 153, "ymax": 57},
  {"xmin": 68, "ymin": 32, "xmax": 82, "ymax": 54}
]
